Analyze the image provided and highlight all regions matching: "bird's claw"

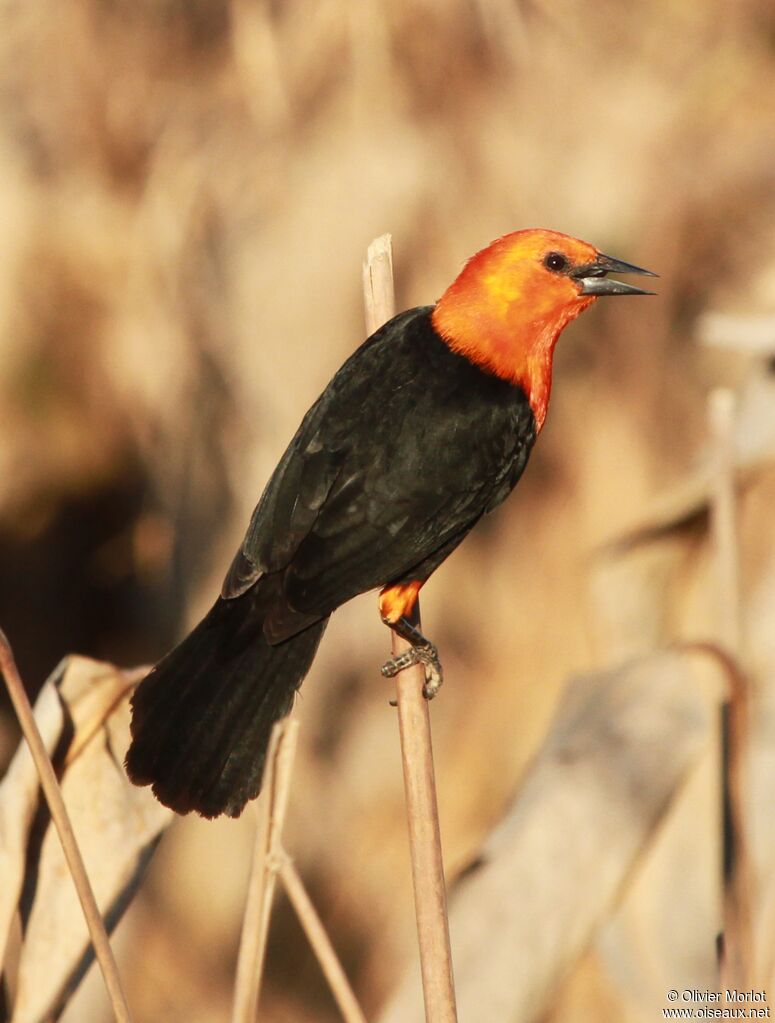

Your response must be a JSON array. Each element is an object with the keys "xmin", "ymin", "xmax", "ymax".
[
  {"xmin": 418, "ymin": 643, "xmax": 443, "ymax": 699},
  {"xmin": 380, "ymin": 641, "xmax": 443, "ymax": 700}
]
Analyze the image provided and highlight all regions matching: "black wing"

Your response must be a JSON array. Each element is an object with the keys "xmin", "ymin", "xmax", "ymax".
[{"xmin": 223, "ymin": 307, "xmax": 536, "ymax": 639}]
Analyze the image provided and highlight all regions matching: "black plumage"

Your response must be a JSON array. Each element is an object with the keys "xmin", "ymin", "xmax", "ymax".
[{"xmin": 126, "ymin": 307, "xmax": 536, "ymax": 817}]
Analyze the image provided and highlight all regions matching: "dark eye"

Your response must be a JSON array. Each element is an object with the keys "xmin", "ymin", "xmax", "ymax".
[{"xmin": 544, "ymin": 252, "xmax": 568, "ymax": 273}]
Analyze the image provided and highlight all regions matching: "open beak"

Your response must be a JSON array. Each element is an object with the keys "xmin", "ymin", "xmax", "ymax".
[{"xmin": 571, "ymin": 253, "xmax": 658, "ymax": 296}]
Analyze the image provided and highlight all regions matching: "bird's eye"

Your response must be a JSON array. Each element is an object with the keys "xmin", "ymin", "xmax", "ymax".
[{"xmin": 544, "ymin": 252, "xmax": 568, "ymax": 273}]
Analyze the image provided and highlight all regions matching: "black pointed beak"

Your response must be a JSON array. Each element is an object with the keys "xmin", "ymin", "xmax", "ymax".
[{"xmin": 570, "ymin": 253, "xmax": 658, "ymax": 296}]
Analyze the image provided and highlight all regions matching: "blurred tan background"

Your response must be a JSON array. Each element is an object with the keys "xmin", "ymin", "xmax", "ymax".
[{"xmin": 1, "ymin": 0, "xmax": 775, "ymax": 1020}]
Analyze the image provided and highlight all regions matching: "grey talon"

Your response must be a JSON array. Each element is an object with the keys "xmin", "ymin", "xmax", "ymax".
[
  {"xmin": 380, "ymin": 645, "xmax": 444, "ymax": 698},
  {"xmin": 380, "ymin": 617, "xmax": 444, "ymax": 698}
]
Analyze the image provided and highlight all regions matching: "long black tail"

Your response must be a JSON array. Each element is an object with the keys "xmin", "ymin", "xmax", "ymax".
[{"xmin": 125, "ymin": 583, "xmax": 328, "ymax": 818}]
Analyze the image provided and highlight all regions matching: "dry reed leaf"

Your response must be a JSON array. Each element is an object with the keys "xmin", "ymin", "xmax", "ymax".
[
  {"xmin": 595, "ymin": 724, "xmax": 721, "ymax": 1021},
  {"xmin": 378, "ymin": 650, "xmax": 723, "ymax": 1023},
  {"xmin": 0, "ymin": 655, "xmax": 172, "ymax": 1023}
]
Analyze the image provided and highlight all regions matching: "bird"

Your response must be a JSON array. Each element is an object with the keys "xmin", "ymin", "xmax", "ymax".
[{"xmin": 125, "ymin": 228, "xmax": 656, "ymax": 818}]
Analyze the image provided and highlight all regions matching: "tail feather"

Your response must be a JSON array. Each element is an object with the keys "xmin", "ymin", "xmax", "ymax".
[{"xmin": 126, "ymin": 583, "xmax": 327, "ymax": 818}]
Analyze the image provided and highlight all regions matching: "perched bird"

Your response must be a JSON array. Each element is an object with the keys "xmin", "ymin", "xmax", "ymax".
[{"xmin": 126, "ymin": 229, "xmax": 656, "ymax": 818}]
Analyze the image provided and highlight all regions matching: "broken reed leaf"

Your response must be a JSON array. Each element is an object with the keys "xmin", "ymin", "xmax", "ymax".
[{"xmin": 0, "ymin": 655, "xmax": 171, "ymax": 1023}]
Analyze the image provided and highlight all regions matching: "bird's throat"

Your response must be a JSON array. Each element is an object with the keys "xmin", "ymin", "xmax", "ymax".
[{"xmin": 432, "ymin": 299, "xmax": 593, "ymax": 432}]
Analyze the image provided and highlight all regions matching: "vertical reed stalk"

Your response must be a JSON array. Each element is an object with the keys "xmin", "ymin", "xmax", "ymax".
[
  {"xmin": 709, "ymin": 389, "xmax": 753, "ymax": 987},
  {"xmin": 363, "ymin": 235, "xmax": 458, "ymax": 1022}
]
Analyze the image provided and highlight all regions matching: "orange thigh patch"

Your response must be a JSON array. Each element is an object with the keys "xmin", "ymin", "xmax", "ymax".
[{"xmin": 378, "ymin": 580, "xmax": 423, "ymax": 624}]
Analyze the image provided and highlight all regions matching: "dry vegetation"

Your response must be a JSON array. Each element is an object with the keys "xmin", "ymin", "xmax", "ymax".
[{"xmin": 2, "ymin": 0, "xmax": 775, "ymax": 1020}]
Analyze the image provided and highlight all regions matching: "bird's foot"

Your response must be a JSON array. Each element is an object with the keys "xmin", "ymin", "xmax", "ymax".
[{"xmin": 380, "ymin": 617, "xmax": 444, "ymax": 700}]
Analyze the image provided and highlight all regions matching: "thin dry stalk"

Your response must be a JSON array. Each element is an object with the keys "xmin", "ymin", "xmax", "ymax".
[
  {"xmin": 363, "ymin": 235, "xmax": 458, "ymax": 1023},
  {"xmin": 279, "ymin": 855, "xmax": 368, "ymax": 1023},
  {"xmin": 362, "ymin": 234, "xmax": 395, "ymax": 337},
  {"xmin": 708, "ymin": 390, "xmax": 753, "ymax": 986},
  {"xmin": 0, "ymin": 631, "xmax": 133, "ymax": 1023},
  {"xmin": 231, "ymin": 718, "xmax": 299, "ymax": 1023}
]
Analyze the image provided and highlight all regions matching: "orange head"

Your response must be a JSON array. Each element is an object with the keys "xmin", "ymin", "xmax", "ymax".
[{"xmin": 432, "ymin": 228, "xmax": 655, "ymax": 431}]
